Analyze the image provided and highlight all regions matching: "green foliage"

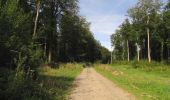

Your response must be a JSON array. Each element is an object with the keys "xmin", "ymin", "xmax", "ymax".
[
  {"xmin": 38, "ymin": 63, "xmax": 83, "ymax": 100},
  {"xmin": 0, "ymin": 0, "xmax": 109, "ymax": 69},
  {"xmin": 111, "ymin": 0, "xmax": 170, "ymax": 63},
  {"xmin": 0, "ymin": 0, "xmax": 101, "ymax": 99},
  {"xmin": 99, "ymin": 46, "xmax": 111, "ymax": 63},
  {"xmin": 0, "ymin": 67, "xmax": 48, "ymax": 100},
  {"xmin": 0, "ymin": 0, "xmax": 115, "ymax": 99},
  {"xmin": 0, "ymin": 63, "xmax": 83, "ymax": 100},
  {"xmin": 7, "ymin": 73, "xmax": 49, "ymax": 100},
  {"xmin": 59, "ymin": 12, "xmax": 108, "ymax": 63},
  {"xmin": 112, "ymin": 60, "xmax": 170, "ymax": 71}
]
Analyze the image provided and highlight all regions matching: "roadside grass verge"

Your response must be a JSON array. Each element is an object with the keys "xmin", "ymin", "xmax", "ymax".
[
  {"xmin": 94, "ymin": 63, "xmax": 170, "ymax": 100},
  {"xmin": 0, "ymin": 63, "xmax": 83, "ymax": 100},
  {"xmin": 38, "ymin": 63, "xmax": 83, "ymax": 100}
]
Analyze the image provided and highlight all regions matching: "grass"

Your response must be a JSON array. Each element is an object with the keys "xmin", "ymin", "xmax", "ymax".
[
  {"xmin": 0, "ymin": 63, "xmax": 83, "ymax": 100},
  {"xmin": 38, "ymin": 63, "xmax": 83, "ymax": 100},
  {"xmin": 94, "ymin": 63, "xmax": 170, "ymax": 100}
]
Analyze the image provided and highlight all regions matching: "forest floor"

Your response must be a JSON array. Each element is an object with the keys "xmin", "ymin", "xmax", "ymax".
[{"xmin": 69, "ymin": 67, "xmax": 135, "ymax": 100}]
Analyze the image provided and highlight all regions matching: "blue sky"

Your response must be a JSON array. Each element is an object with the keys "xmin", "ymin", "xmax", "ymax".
[{"xmin": 79, "ymin": 0, "xmax": 168, "ymax": 51}]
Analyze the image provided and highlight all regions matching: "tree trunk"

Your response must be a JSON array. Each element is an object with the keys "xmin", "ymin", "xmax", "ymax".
[
  {"xmin": 122, "ymin": 46, "xmax": 125, "ymax": 61},
  {"xmin": 127, "ymin": 40, "xmax": 130, "ymax": 62},
  {"xmin": 44, "ymin": 37, "xmax": 47, "ymax": 57},
  {"xmin": 161, "ymin": 41, "xmax": 163, "ymax": 62},
  {"xmin": 111, "ymin": 50, "xmax": 113, "ymax": 64},
  {"xmin": 136, "ymin": 43, "xmax": 140, "ymax": 62},
  {"xmin": 47, "ymin": 2, "xmax": 55, "ymax": 64},
  {"xmin": 147, "ymin": 28, "xmax": 151, "ymax": 63},
  {"xmin": 48, "ymin": 47, "xmax": 52, "ymax": 64},
  {"xmin": 33, "ymin": 0, "xmax": 40, "ymax": 38},
  {"xmin": 137, "ymin": 48, "xmax": 140, "ymax": 62},
  {"xmin": 147, "ymin": 15, "xmax": 151, "ymax": 63}
]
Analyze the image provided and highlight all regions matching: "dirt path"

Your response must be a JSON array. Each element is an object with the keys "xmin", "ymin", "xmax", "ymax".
[{"xmin": 69, "ymin": 67, "xmax": 135, "ymax": 100}]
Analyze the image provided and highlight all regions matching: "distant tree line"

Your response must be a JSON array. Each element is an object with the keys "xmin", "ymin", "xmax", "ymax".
[
  {"xmin": 111, "ymin": 0, "xmax": 170, "ymax": 63},
  {"xmin": 0, "ymin": 0, "xmax": 110, "ymax": 70}
]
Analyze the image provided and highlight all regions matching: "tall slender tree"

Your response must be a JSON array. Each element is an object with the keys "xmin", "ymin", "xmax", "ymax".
[
  {"xmin": 128, "ymin": 0, "xmax": 162, "ymax": 63},
  {"xmin": 33, "ymin": 0, "xmax": 41, "ymax": 38}
]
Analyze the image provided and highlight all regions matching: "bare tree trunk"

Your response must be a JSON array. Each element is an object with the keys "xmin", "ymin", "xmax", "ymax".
[
  {"xmin": 147, "ymin": 28, "xmax": 151, "ymax": 63},
  {"xmin": 137, "ymin": 49, "xmax": 140, "ymax": 62},
  {"xmin": 136, "ymin": 43, "xmax": 140, "ymax": 62},
  {"xmin": 33, "ymin": 0, "xmax": 40, "ymax": 38},
  {"xmin": 48, "ymin": 47, "xmax": 52, "ymax": 63},
  {"xmin": 147, "ymin": 15, "xmax": 151, "ymax": 63},
  {"xmin": 127, "ymin": 40, "xmax": 130, "ymax": 62}
]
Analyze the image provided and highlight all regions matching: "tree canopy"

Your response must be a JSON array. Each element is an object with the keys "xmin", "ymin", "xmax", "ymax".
[
  {"xmin": 111, "ymin": 0, "xmax": 170, "ymax": 63},
  {"xmin": 0, "ymin": 0, "xmax": 110, "ymax": 70}
]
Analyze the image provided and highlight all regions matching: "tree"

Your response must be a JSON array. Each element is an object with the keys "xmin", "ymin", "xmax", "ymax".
[
  {"xmin": 128, "ymin": 0, "xmax": 162, "ymax": 63},
  {"xmin": 0, "ymin": 0, "xmax": 31, "ymax": 67},
  {"xmin": 163, "ymin": 0, "xmax": 170, "ymax": 62},
  {"xmin": 111, "ymin": 30, "xmax": 124, "ymax": 61},
  {"xmin": 120, "ymin": 19, "xmax": 131, "ymax": 61},
  {"xmin": 60, "ymin": 12, "xmax": 104, "ymax": 62},
  {"xmin": 33, "ymin": 0, "xmax": 41, "ymax": 38}
]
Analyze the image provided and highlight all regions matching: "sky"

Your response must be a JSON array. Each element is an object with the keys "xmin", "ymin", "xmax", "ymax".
[{"xmin": 79, "ymin": 0, "xmax": 167, "ymax": 51}]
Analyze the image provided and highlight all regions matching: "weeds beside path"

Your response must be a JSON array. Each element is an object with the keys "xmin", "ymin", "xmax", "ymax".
[
  {"xmin": 0, "ymin": 63, "xmax": 83, "ymax": 100},
  {"xmin": 38, "ymin": 63, "xmax": 83, "ymax": 100}
]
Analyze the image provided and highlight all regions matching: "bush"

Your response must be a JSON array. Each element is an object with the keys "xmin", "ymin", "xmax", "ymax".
[
  {"xmin": 111, "ymin": 60, "xmax": 131, "ymax": 65},
  {"xmin": 2, "ymin": 70, "xmax": 50, "ymax": 100},
  {"xmin": 48, "ymin": 62, "xmax": 59, "ymax": 68},
  {"xmin": 0, "ymin": 68, "xmax": 12, "ymax": 100},
  {"xmin": 111, "ymin": 60, "xmax": 170, "ymax": 72},
  {"xmin": 130, "ymin": 60, "xmax": 170, "ymax": 72},
  {"xmin": 131, "ymin": 60, "xmax": 140, "ymax": 69}
]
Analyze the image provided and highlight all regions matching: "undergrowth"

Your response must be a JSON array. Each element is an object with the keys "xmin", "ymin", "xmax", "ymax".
[{"xmin": 0, "ymin": 63, "xmax": 83, "ymax": 100}]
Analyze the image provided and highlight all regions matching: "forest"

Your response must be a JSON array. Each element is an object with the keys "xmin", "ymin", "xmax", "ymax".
[
  {"xmin": 111, "ymin": 0, "xmax": 170, "ymax": 63},
  {"xmin": 0, "ymin": 0, "xmax": 110, "ymax": 99},
  {"xmin": 0, "ymin": 0, "xmax": 170, "ymax": 100},
  {"xmin": 0, "ymin": 0, "xmax": 110, "ymax": 68}
]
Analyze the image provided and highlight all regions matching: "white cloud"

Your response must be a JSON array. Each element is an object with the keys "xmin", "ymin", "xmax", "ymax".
[
  {"xmin": 88, "ymin": 14, "xmax": 126, "ymax": 35},
  {"xmin": 79, "ymin": 0, "xmax": 137, "ymax": 50},
  {"xmin": 84, "ymin": 14, "xmax": 126, "ymax": 51}
]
